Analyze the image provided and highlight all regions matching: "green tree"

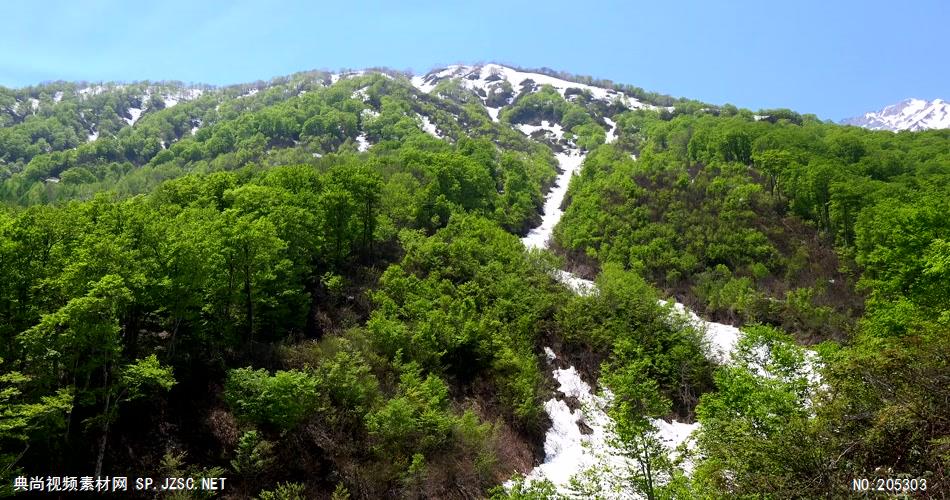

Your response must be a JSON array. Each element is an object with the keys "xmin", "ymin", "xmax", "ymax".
[{"xmin": 224, "ymin": 368, "xmax": 319, "ymax": 431}]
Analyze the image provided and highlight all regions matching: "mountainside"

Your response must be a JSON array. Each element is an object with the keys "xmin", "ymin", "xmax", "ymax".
[
  {"xmin": 841, "ymin": 97, "xmax": 950, "ymax": 131},
  {"xmin": 1, "ymin": 63, "xmax": 948, "ymax": 499}
]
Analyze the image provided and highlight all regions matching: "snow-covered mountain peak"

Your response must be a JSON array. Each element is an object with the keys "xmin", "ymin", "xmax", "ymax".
[{"xmin": 841, "ymin": 97, "xmax": 950, "ymax": 132}]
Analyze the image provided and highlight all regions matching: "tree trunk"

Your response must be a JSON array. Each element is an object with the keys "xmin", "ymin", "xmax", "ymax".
[
  {"xmin": 634, "ymin": 433, "xmax": 656, "ymax": 500},
  {"xmin": 168, "ymin": 317, "xmax": 181, "ymax": 357},
  {"xmin": 304, "ymin": 274, "xmax": 324, "ymax": 339},
  {"xmin": 244, "ymin": 269, "xmax": 254, "ymax": 343},
  {"xmin": 95, "ymin": 367, "xmax": 112, "ymax": 478}
]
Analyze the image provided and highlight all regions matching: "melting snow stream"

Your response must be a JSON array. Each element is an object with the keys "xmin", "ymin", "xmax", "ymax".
[{"xmin": 512, "ymin": 136, "xmax": 743, "ymax": 497}]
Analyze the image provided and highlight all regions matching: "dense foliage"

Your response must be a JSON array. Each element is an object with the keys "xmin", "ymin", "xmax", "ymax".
[{"xmin": 0, "ymin": 71, "xmax": 567, "ymax": 497}]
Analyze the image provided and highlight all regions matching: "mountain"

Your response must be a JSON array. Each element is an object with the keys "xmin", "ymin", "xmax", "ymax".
[
  {"xmin": 841, "ymin": 97, "xmax": 950, "ymax": 131},
  {"xmin": 1, "ymin": 63, "xmax": 948, "ymax": 499},
  {"xmin": 0, "ymin": 65, "xmax": 675, "ymax": 171}
]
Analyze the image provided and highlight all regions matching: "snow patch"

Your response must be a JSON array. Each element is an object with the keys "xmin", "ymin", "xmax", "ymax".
[
  {"xmin": 410, "ymin": 75, "xmax": 436, "ymax": 93},
  {"xmin": 78, "ymin": 85, "xmax": 108, "ymax": 97},
  {"xmin": 604, "ymin": 116, "xmax": 618, "ymax": 143},
  {"xmin": 351, "ymin": 88, "xmax": 369, "ymax": 102},
  {"xmin": 183, "ymin": 88, "xmax": 203, "ymax": 100},
  {"xmin": 738, "ymin": 338, "xmax": 826, "ymax": 409},
  {"xmin": 515, "ymin": 120, "xmax": 565, "ymax": 141},
  {"xmin": 659, "ymin": 299, "xmax": 741, "ymax": 363},
  {"xmin": 521, "ymin": 149, "xmax": 585, "ymax": 250},
  {"xmin": 418, "ymin": 114, "xmax": 442, "ymax": 138},
  {"xmin": 355, "ymin": 134, "xmax": 370, "ymax": 152},
  {"xmin": 410, "ymin": 66, "xmax": 461, "ymax": 94},
  {"xmin": 518, "ymin": 361, "xmax": 633, "ymax": 495},
  {"xmin": 553, "ymin": 269, "xmax": 596, "ymax": 296},
  {"xmin": 516, "ymin": 348, "xmax": 699, "ymax": 496},
  {"xmin": 125, "ymin": 107, "xmax": 143, "ymax": 126},
  {"xmin": 652, "ymin": 419, "xmax": 699, "ymax": 475}
]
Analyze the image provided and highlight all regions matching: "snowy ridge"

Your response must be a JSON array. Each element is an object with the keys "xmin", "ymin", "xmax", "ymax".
[
  {"xmin": 74, "ymin": 86, "xmax": 204, "ymax": 133},
  {"xmin": 331, "ymin": 70, "xmax": 366, "ymax": 85},
  {"xmin": 841, "ymin": 98, "xmax": 950, "ymax": 131},
  {"xmin": 76, "ymin": 85, "xmax": 203, "ymax": 104},
  {"xmin": 411, "ymin": 63, "xmax": 650, "ymax": 111},
  {"xmin": 78, "ymin": 85, "xmax": 111, "ymax": 97}
]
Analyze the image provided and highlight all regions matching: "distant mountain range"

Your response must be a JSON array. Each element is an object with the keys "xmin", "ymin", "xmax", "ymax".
[{"xmin": 841, "ymin": 98, "xmax": 949, "ymax": 132}]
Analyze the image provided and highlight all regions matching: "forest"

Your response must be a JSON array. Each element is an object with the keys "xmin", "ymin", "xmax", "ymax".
[{"xmin": 0, "ymin": 65, "xmax": 947, "ymax": 498}]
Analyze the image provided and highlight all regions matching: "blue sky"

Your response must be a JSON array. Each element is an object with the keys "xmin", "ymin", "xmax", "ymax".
[{"xmin": 2, "ymin": 0, "xmax": 946, "ymax": 120}]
